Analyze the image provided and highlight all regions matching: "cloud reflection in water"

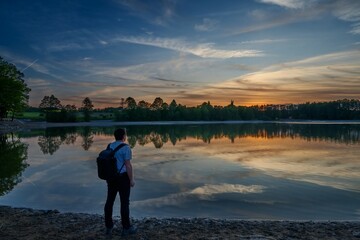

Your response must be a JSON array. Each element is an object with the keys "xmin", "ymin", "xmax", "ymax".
[{"xmin": 133, "ymin": 184, "xmax": 265, "ymax": 208}]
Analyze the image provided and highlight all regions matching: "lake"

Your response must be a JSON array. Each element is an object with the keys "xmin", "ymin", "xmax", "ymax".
[{"xmin": 1, "ymin": 122, "xmax": 360, "ymax": 220}]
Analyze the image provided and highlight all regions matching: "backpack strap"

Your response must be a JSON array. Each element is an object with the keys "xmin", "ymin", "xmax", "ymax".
[
  {"xmin": 110, "ymin": 143, "xmax": 127, "ymax": 174},
  {"xmin": 112, "ymin": 143, "xmax": 126, "ymax": 153}
]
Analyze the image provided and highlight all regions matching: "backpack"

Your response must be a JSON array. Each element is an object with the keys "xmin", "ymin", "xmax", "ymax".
[{"xmin": 97, "ymin": 143, "xmax": 126, "ymax": 180}]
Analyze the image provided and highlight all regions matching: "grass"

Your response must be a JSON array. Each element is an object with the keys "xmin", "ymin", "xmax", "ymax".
[
  {"xmin": 89, "ymin": 112, "xmax": 114, "ymax": 120},
  {"xmin": 15, "ymin": 112, "xmax": 45, "ymax": 121},
  {"xmin": 15, "ymin": 111, "xmax": 114, "ymax": 121}
]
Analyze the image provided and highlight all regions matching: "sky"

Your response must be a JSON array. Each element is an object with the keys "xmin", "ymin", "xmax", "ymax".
[{"xmin": 1, "ymin": 0, "xmax": 360, "ymax": 108}]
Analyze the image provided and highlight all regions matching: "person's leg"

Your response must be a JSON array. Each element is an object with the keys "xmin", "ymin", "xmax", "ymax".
[
  {"xmin": 118, "ymin": 174, "xmax": 131, "ymax": 229},
  {"xmin": 104, "ymin": 180, "xmax": 118, "ymax": 229}
]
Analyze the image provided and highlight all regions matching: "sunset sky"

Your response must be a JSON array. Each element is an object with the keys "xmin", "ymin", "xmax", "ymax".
[{"xmin": 1, "ymin": 0, "xmax": 359, "ymax": 108}]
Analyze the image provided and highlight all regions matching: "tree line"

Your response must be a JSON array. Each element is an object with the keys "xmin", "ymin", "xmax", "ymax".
[
  {"xmin": 37, "ymin": 95, "xmax": 94, "ymax": 122},
  {"xmin": 114, "ymin": 97, "xmax": 360, "ymax": 121},
  {"xmin": 31, "ymin": 95, "xmax": 360, "ymax": 122}
]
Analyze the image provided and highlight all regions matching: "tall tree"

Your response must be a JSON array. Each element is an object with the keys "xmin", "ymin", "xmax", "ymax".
[
  {"xmin": 169, "ymin": 99, "xmax": 177, "ymax": 109},
  {"xmin": 0, "ymin": 57, "xmax": 31, "ymax": 120},
  {"xmin": 120, "ymin": 98, "xmax": 125, "ymax": 109},
  {"xmin": 138, "ymin": 100, "xmax": 151, "ymax": 108},
  {"xmin": 82, "ymin": 97, "xmax": 93, "ymax": 122},
  {"xmin": 64, "ymin": 104, "xmax": 77, "ymax": 111},
  {"xmin": 39, "ymin": 95, "xmax": 62, "ymax": 112},
  {"xmin": 151, "ymin": 97, "xmax": 164, "ymax": 110},
  {"xmin": 125, "ymin": 97, "xmax": 137, "ymax": 109},
  {"xmin": 82, "ymin": 97, "xmax": 93, "ymax": 111}
]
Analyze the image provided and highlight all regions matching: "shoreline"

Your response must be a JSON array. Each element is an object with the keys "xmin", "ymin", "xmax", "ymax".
[
  {"xmin": 1, "ymin": 119, "xmax": 360, "ymax": 134},
  {"xmin": 1, "ymin": 206, "xmax": 360, "ymax": 240}
]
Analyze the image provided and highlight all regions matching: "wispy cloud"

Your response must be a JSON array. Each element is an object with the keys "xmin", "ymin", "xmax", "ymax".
[
  {"xmin": 350, "ymin": 23, "xmax": 360, "ymax": 35},
  {"xmin": 229, "ymin": 7, "xmax": 320, "ymax": 36},
  {"xmin": 49, "ymin": 53, "xmax": 220, "ymax": 105},
  {"xmin": 194, "ymin": 18, "xmax": 218, "ymax": 32},
  {"xmin": 332, "ymin": 0, "xmax": 360, "ymax": 34},
  {"xmin": 228, "ymin": 64, "xmax": 260, "ymax": 72},
  {"xmin": 99, "ymin": 40, "xmax": 108, "ymax": 45},
  {"xmin": 27, "ymin": 78, "xmax": 52, "ymax": 88},
  {"xmin": 115, "ymin": 0, "xmax": 176, "ymax": 26},
  {"xmin": 277, "ymin": 50, "xmax": 360, "ymax": 67},
  {"xmin": 332, "ymin": 0, "xmax": 360, "ymax": 22},
  {"xmin": 115, "ymin": 36, "xmax": 264, "ymax": 58},
  {"xmin": 0, "ymin": 48, "xmax": 67, "ymax": 81},
  {"xmin": 258, "ymin": 0, "xmax": 316, "ymax": 9},
  {"xmin": 152, "ymin": 77, "xmax": 190, "ymax": 83},
  {"xmin": 36, "ymin": 29, "xmax": 106, "ymax": 53},
  {"xmin": 240, "ymin": 39, "xmax": 288, "ymax": 44},
  {"xmin": 63, "ymin": 56, "xmax": 204, "ymax": 105},
  {"xmin": 21, "ymin": 59, "xmax": 38, "ymax": 72},
  {"xmin": 258, "ymin": 0, "xmax": 360, "ymax": 35},
  {"xmin": 84, "ymin": 86, "xmax": 126, "ymax": 98},
  {"xmin": 45, "ymin": 42, "xmax": 94, "ymax": 52}
]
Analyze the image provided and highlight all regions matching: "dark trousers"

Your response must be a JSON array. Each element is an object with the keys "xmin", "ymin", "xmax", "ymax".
[{"xmin": 104, "ymin": 173, "xmax": 131, "ymax": 229}]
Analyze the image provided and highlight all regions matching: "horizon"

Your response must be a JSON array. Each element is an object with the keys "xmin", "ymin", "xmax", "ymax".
[
  {"xmin": 28, "ymin": 97, "xmax": 360, "ymax": 109},
  {"xmin": 1, "ymin": 0, "xmax": 360, "ymax": 108}
]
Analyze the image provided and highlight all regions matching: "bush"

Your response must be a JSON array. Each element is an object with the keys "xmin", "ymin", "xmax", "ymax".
[
  {"xmin": 83, "ymin": 111, "xmax": 91, "ymax": 122},
  {"xmin": 46, "ymin": 110, "xmax": 77, "ymax": 122}
]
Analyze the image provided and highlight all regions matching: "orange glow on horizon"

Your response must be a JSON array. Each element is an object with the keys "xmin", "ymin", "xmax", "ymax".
[{"xmin": 33, "ymin": 97, "xmax": 355, "ymax": 109}]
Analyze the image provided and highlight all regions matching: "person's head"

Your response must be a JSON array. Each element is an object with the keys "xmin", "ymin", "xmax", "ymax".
[{"xmin": 114, "ymin": 128, "xmax": 127, "ymax": 141}]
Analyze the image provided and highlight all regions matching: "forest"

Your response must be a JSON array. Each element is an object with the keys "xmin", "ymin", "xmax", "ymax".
[
  {"xmin": 26, "ymin": 96, "xmax": 360, "ymax": 122},
  {"xmin": 112, "ymin": 98, "xmax": 360, "ymax": 121}
]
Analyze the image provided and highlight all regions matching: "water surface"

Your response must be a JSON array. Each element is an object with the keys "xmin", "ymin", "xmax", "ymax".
[{"xmin": 0, "ymin": 123, "xmax": 359, "ymax": 220}]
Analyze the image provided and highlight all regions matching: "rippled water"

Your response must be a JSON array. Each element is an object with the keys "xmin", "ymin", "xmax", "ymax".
[{"xmin": 1, "ymin": 123, "xmax": 359, "ymax": 220}]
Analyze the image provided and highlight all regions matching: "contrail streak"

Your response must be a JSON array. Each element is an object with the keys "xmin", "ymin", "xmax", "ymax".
[{"xmin": 22, "ymin": 59, "xmax": 38, "ymax": 72}]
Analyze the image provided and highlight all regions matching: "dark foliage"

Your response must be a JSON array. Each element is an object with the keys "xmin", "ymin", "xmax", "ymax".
[
  {"xmin": 0, "ymin": 134, "xmax": 29, "ymax": 196},
  {"xmin": 45, "ymin": 110, "xmax": 77, "ymax": 122},
  {"xmin": 113, "ymin": 99, "xmax": 360, "ymax": 121}
]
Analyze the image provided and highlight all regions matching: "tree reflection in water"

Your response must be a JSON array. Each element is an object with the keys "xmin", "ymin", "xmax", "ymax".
[
  {"xmin": 37, "ymin": 127, "xmax": 94, "ymax": 154},
  {"xmin": 0, "ymin": 134, "xmax": 29, "ymax": 196},
  {"xmin": 79, "ymin": 127, "xmax": 93, "ymax": 151},
  {"xmin": 30, "ymin": 123, "xmax": 360, "ymax": 155},
  {"xmin": 38, "ymin": 135, "xmax": 62, "ymax": 155}
]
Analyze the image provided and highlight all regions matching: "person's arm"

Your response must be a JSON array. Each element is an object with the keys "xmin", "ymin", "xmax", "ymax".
[{"xmin": 125, "ymin": 160, "xmax": 135, "ymax": 187}]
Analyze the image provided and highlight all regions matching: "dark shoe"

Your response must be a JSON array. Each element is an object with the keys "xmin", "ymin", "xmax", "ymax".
[
  {"xmin": 122, "ymin": 225, "xmax": 137, "ymax": 236},
  {"xmin": 105, "ymin": 227, "xmax": 113, "ymax": 236}
]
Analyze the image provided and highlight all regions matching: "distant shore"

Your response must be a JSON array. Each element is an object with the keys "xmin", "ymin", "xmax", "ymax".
[
  {"xmin": 1, "ymin": 206, "xmax": 359, "ymax": 240},
  {"xmin": 1, "ymin": 119, "xmax": 360, "ymax": 134}
]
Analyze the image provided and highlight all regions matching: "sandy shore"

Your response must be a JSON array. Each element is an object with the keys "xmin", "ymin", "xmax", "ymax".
[{"xmin": 1, "ymin": 206, "xmax": 359, "ymax": 240}]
